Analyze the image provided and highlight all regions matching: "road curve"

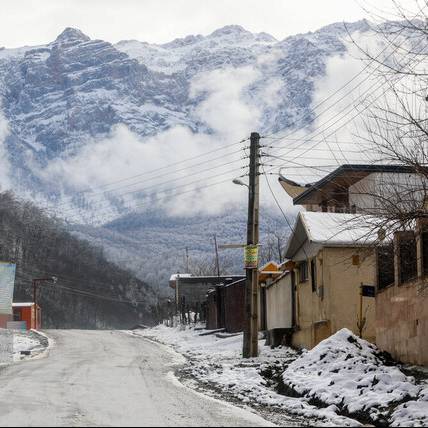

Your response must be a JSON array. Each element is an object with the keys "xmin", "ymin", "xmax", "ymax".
[{"xmin": 0, "ymin": 330, "xmax": 271, "ymax": 427}]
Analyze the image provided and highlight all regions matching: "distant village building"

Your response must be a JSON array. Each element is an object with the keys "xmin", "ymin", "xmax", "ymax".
[
  {"xmin": 0, "ymin": 263, "xmax": 16, "ymax": 329},
  {"xmin": 170, "ymin": 274, "xmax": 245, "ymax": 323},
  {"xmin": 12, "ymin": 303, "xmax": 41, "ymax": 330},
  {"xmin": 206, "ymin": 278, "xmax": 246, "ymax": 333},
  {"xmin": 205, "ymin": 262, "xmax": 285, "ymax": 335}
]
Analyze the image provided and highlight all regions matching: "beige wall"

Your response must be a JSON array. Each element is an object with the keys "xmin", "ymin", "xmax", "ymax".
[
  {"xmin": 292, "ymin": 275, "xmax": 318, "ymax": 349},
  {"xmin": 292, "ymin": 246, "xmax": 376, "ymax": 350},
  {"xmin": 349, "ymin": 172, "xmax": 425, "ymax": 212},
  {"xmin": 377, "ymin": 279, "xmax": 428, "ymax": 366},
  {"xmin": 266, "ymin": 274, "xmax": 293, "ymax": 331}
]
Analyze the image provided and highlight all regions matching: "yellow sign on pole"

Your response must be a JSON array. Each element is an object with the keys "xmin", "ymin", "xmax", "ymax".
[{"xmin": 244, "ymin": 245, "xmax": 259, "ymax": 269}]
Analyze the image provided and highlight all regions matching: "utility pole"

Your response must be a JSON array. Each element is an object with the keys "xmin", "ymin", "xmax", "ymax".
[
  {"xmin": 213, "ymin": 234, "xmax": 221, "ymax": 278},
  {"xmin": 185, "ymin": 247, "xmax": 190, "ymax": 272},
  {"xmin": 32, "ymin": 276, "xmax": 57, "ymax": 329},
  {"xmin": 243, "ymin": 132, "xmax": 261, "ymax": 358}
]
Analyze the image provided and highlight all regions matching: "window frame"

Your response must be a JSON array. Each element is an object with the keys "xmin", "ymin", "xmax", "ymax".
[
  {"xmin": 310, "ymin": 258, "xmax": 317, "ymax": 293},
  {"xmin": 299, "ymin": 260, "xmax": 309, "ymax": 283}
]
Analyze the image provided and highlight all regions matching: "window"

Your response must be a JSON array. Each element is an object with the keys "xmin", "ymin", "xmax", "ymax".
[
  {"xmin": 299, "ymin": 261, "xmax": 308, "ymax": 283},
  {"xmin": 310, "ymin": 259, "xmax": 317, "ymax": 292},
  {"xmin": 377, "ymin": 244, "xmax": 394, "ymax": 290},
  {"xmin": 399, "ymin": 235, "xmax": 417, "ymax": 284},
  {"xmin": 422, "ymin": 229, "xmax": 428, "ymax": 276}
]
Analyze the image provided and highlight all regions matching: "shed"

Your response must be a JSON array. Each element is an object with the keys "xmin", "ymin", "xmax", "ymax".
[
  {"xmin": 205, "ymin": 279, "xmax": 246, "ymax": 333},
  {"xmin": 12, "ymin": 303, "xmax": 41, "ymax": 330}
]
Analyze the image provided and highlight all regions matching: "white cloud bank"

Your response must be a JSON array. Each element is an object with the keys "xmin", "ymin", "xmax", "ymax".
[
  {"xmin": 39, "ymin": 65, "xmax": 285, "ymax": 220},
  {"xmin": 34, "ymin": 27, "xmax": 407, "ymax": 222}
]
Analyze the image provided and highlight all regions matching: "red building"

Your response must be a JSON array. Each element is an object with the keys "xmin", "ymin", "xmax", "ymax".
[{"xmin": 12, "ymin": 303, "xmax": 41, "ymax": 330}]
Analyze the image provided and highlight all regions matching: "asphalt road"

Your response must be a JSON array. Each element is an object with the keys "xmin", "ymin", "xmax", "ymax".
[{"xmin": 0, "ymin": 330, "xmax": 271, "ymax": 427}]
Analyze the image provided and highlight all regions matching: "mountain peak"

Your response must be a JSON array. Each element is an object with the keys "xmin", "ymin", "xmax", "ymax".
[
  {"xmin": 210, "ymin": 25, "xmax": 250, "ymax": 37},
  {"xmin": 55, "ymin": 27, "xmax": 90, "ymax": 43}
]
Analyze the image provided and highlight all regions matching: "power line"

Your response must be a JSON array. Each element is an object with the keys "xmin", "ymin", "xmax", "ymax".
[{"xmin": 53, "ymin": 146, "xmax": 246, "ymax": 210}]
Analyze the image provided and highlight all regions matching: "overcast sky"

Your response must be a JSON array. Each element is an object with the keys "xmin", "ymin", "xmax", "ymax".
[{"xmin": 0, "ymin": 0, "xmax": 417, "ymax": 48}]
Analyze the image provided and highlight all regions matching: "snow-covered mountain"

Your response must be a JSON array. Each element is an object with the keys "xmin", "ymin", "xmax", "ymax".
[
  {"xmin": 0, "ymin": 21, "xmax": 371, "ymax": 195},
  {"xmin": 0, "ymin": 20, "xmax": 380, "ymax": 288}
]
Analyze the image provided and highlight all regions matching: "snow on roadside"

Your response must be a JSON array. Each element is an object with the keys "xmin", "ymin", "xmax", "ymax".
[
  {"xmin": 282, "ymin": 328, "xmax": 422, "ymax": 423},
  {"xmin": 0, "ymin": 329, "xmax": 49, "ymax": 363},
  {"xmin": 391, "ymin": 385, "xmax": 428, "ymax": 427},
  {"xmin": 13, "ymin": 333, "xmax": 40, "ymax": 354},
  {"xmin": 135, "ymin": 325, "xmax": 362, "ymax": 427}
]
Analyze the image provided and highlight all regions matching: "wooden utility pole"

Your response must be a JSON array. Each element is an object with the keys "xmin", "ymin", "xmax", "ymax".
[
  {"xmin": 243, "ymin": 132, "xmax": 261, "ymax": 358},
  {"xmin": 32, "ymin": 277, "xmax": 57, "ymax": 329},
  {"xmin": 32, "ymin": 279, "xmax": 38, "ymax": 327},
  {"xmin": 185, "ymin": 247, "xmax": 190, "ymax": 272},
  {"xmin": 213, "ymin": 234, "xmax": 221, "ymax": 278}
]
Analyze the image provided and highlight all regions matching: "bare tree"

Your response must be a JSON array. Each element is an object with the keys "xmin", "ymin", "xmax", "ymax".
[
  {"xmin": 331, "ymin": 1, "xmax": 428, "ymax": 288},
  {"xmin": 259, "ymin": 230, "xmax": 288, "ymax": 265}
]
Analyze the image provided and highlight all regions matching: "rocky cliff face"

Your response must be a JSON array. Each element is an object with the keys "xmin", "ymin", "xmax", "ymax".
[
  {"xmin": 0, "ymin": 21, "xmax": 371, "ymax": 196},
  {"xmin": 0, "ymin": 20, "xmax": 375, "ymax": 289}
]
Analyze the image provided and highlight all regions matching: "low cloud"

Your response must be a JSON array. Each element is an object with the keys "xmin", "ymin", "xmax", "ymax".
[
  {"xmin": 38, "ymin": 66, "xmax": 271, "ymax": 220},
  {"xmin": 31, "ymin": 30, "xmax": 398, "ymax": 223},
  {"xmin": 190, "ymin": 66, "xmax": 262, "ymax": 140}
]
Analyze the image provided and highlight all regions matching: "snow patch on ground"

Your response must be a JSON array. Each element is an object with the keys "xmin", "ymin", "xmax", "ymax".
[
  {"xmin": 134, "ymin": 325, "xmax": 362, "ymax": 427},
  {"xmin": 136, "ymin": 325, "xmax": 428, "ymax": 427},
  {"xmin": 0, "ymin": 329, "xmax": 50, "ymax": 364},
  {"xmin": 391, "ymin": 384, "xmax": 428, "ymax": 427},
  {"xmin": 13, "ymin": 333, "xmax": 40, "ymax": 354},
  {"xmin": 283, "ymin": 328, "xmax": 424, "ymax": 423}
]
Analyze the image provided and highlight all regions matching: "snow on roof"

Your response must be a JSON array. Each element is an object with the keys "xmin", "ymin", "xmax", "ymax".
[
  {"xmin": 259, "ymin": 261, "xmax": 280, "ymax": 271},
  {"xmin": 12, "ymin": 302, "xmax": 34, "ymax": 308},
  {"xmin": 169, "ymin": 273, "xmax": 192, "ymax": 281},
  {"xmin": 285, "ymin": 211, "xmax": 381, "ymax": 258},
  {"xmin": 301, "ymin": 212, "xmax": 379, "ymax": 245}
]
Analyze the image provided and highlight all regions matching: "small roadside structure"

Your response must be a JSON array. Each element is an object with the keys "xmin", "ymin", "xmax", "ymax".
[
  {"xmin": 206, "ymin": 278, "xmax": 246, "ymax": 333},
  {"xmin": 258, "ymin": 261, "xmax": 283, "ymax": 331},
  {"xmin": 12, "ymin": 303, "xmax": 41, "ymax": 330},
  {"xmin": 376, "ymin": 219, "xmax": 428, "ymax": 366},
  {"xmin": 0, "ymin": 262, "xmax": 16, "ymax": 329},
  {"xmin": 264, "ymin": 261, "xmax": 295, "ymax": 347},
  {"xmin": 284, "ymin": 211, "xmax": 378, "ymax": 350},
  {"xmin": 170, "ymin": 274, "xmax": 245, "ymax": 323}
]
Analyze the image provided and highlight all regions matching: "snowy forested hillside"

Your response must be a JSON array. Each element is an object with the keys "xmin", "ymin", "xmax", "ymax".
[{"xmin": 0, "ymin": 192, "xmax": 155, "ymax": 328}]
